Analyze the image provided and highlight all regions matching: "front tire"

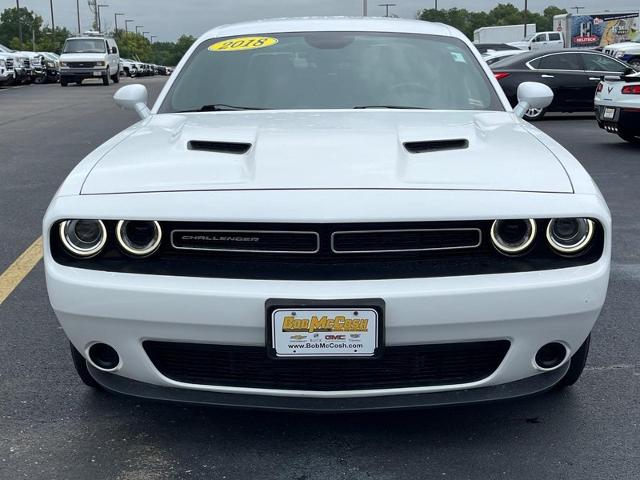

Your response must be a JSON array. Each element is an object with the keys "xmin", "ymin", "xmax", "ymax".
[
  {"xmin": 102, "ymin": 71, "xmax": 109, "ymax": 86},
  {"xmin": 111, "ymin": 69, "xmax": 120, "ymax": 83},
  {"xmin": 523, "ymin": 107, "xmax": 547, "ymax": 121},
  {"xmin": 60, "ymin": 79, "xmax": 68, "ymax": 87},
  {"xmin": 555, "ymin": 335, "xmax": 590, "ymax": 389},
  {"xmin": 70, "ymin": 342, "xmax": 102, "ymax": 389}
]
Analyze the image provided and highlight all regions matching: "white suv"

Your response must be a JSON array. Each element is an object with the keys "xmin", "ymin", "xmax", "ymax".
[{"xmin": 59, "ymin": 34, "xmax": 120, "ymax": 86}]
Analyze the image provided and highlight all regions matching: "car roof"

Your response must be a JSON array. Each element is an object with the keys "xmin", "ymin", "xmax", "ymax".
[
  {"xmin": 489, "ymin": 48, "xmax": 603, "ymax": 68},
  {"xmin": 200, "ymin": 17, "xmax": 461, "ymax": 41}
]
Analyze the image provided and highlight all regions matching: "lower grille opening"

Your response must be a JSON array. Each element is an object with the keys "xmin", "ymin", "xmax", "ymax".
[{"xmin": 143, "ymin": 340, "xmax": 510, "ymax": 391}]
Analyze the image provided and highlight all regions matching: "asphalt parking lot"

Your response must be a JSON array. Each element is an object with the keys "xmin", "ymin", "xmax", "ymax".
[{"xmin": 0, "ymin": 77, "xmax": 638, "ymax": 479}]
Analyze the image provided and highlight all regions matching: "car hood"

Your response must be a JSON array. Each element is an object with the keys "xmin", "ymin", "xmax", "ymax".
[
  {"xmin": 59, "ymin": 53, "xmax": 107, "ymax": 62},
  {"xmin": 606, "ymin": 41, "xmax": 639, "ymax": 52},
  {"xmin": 81, "ymin": 111, "xmax": 573, "ymax": 195}
]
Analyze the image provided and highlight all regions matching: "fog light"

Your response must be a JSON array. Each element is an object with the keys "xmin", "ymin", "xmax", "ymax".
[
  {"xmin": 490, "ymin": 219, "xmax": 537, "ymax": 255},
  {"xmin": 534, "ymin": 342, "xmax": 568, "ymax": 370},
  {"xmin": 59, "ymin": 219, "xmax": 106, "ymax": 257},
  {"xmin": 546, "ymin": 218, "xmax": 594, "ymax": 254},
  {"xmin": 116, "ymin": 220, "xmax": 162, "ymax": 256}
]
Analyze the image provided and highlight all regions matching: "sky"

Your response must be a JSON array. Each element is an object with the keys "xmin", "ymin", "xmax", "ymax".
[{"xmin": 1, "ymin": 0, "xmax": 639, "ymax": 42}]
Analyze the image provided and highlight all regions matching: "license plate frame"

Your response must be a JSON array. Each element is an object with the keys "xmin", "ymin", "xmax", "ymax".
[
  {"xmin": 92, "ymin": 71, "xmax": 102, "ymax": 77},
  {"xmin": 265, "ymin": 299, "xmax": 385, "ymax": 359},
  {"xmin": 603, "ymin": 107, "xmax": 616, "ymax": 120}
]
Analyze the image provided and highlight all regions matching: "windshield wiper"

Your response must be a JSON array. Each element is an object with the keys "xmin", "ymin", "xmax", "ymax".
[
  {"xmin": 353, "ymin": 105, "xmax": 432, "ymax": 110},
  {"xmin": 178, "ymin": 104, "xmax": 265, "ymax": 113}
]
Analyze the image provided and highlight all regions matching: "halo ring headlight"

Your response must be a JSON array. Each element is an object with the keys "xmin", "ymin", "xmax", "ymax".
[
  {"xmin": 59, "ymin": 219, "xmax": 107, "ymax": 257},
  {"xmin": 116, "ymin": 220, "xmax": 162, "ymax": 256},
  {"xmin": 546, "ymin": 218, "xmax": 594, "ymax": 254},
  {"xmin": 490, "ymin": 219, "xmax": 537, "ymax": 255}
]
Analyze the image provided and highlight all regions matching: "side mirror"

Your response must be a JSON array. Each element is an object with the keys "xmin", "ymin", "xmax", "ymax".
[
  {"xmin": 113, "ymin": 84, "xmax": 151, "ymax": 120},
  {"xmin": 111, "ymin": 47, "xmax": 117, "ymax": 54},
  {"xmin": 514, "ymin": 81, "xmax": 553, "ymax": 118}
]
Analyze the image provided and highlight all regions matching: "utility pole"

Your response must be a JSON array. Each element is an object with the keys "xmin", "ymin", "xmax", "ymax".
[
  {"xmin": 378, "ymin": 3, "xmax": 396, "ymax": 17},
  {"xmin": 76, "ymin": 0, "xmax": 81, "ymax": 33},
  {"xmin": 125, "ymin": 19, "xmax": 133, "ymax": 35},
  {"xmin": 523, "ymin": 0, "xmax": 528, "ymax": 39},
  {"xmin": 114, "ymin": 12, "xmax": 124, "ymax": 35},
  {"xmin": 435, "ymin": 0, "xmax": 438, "ymax": 10},
  {"xmin": 363, "ymin": 0, "xmax": 367, "ymax": 16},
  {"xmin": 16, "ymin": 0, "xmax": 23, "ymax": 46},
  {"xmin": 49, "ymin": 0, "xmax": 55, "ymax": 36},
  {"xmin": 97, "ymin": 4, "xmax": 109, "ymax": 33}
]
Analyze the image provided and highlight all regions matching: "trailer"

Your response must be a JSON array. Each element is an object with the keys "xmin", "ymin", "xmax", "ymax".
[
  {"xmin": 553, "ymin": 11, "xmax": 639, "ymax": 49},
  {"xmin": 473, "ymin": 24, "xmax": 536, "ymax": 44}
]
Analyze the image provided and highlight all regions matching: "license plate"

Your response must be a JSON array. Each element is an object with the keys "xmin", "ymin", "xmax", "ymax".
[
  {"xmin": 604, "ymin": 107, "xmax": 616, "ymax": 119},
  {"xmin": 93, "ymin": 71, "xmax": 102, "ymax": 77},
  {"xmin": 270, "ymin": 308, "xmax": 379, "ymax": 358}
]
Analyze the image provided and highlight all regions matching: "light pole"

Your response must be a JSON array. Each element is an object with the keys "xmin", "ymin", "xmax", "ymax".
[
  {"xmin": 572, "ymin": 6, "xmax": 584, "ymax": 14},
  {"xmin": 49, "ymin": 0, "xmax": 55, "ymax": 35},
  {"xmin": 97, "ymin": 4, "xmax": 109, "ymax": 33},
  {"xmin": 125, "ymin": 19, "xmax": 133, "ymax": 35},
  {"xmin": 435, "ymin": 0, "xmax": 438, "ymax": 10},
  {"xmin": 363, "ymin": 0, "xmax": 367, "ymax": 16},
  {"xmin": 150, "ymin": 35, "xmax": 157, "ymax": 43},
  {"xmin": 114, "ymin": 13, "xmax": 124, "ymax": 35},
  {"xmin": 135, "ymin": 25, "xmax": 144, "ymax": 35},
  {"xmin": 16, "ymin": 0, "xmax": 23, "ymax": 46},
  {"xmin": 523, "ymin": 0, "xmax": 528, "ymax": 39},
  {"xmin": 76, "ymin": 0, "xmax": 81, "ymax": 33},
  {"xmin": 143, "ymin": 31, "xmax": 150, "ymax": 41},
  {"xmin": 378, "ymin": 3, "xmax": 396, "ymax": 17}
]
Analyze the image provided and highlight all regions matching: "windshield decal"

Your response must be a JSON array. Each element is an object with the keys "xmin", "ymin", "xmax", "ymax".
[{"xmin": 208, "ymin": 36, "xmax": 278, "ymax": 52}]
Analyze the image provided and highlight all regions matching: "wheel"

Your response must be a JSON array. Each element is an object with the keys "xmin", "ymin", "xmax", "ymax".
[
  {"xmin": 102, "ymin": 72, "xmax": 109, "ymax": 86},
  {"xmin": 60, "ymin": 79, "xmax": 68, "ymax": 87},
  {"xmin": 618, "ymin": 129, "xmax": 640, "ymax": 144},
  {"xmin": 111, "ymin": 69, "xmax": 120, "ymax": 83},
  {"xmin": 555, "ymin": 335, "xmax": 590, "ymax": 389},
  {"xmin": 34, "ymin": 75, "xmax": 45, "ymax": 84},
  {"xmin": 69, "ymin": 342, "xmax": 102, "ymax": 389},
  {"xmin": 523, "ymin": 107, "xmax": 546, "ymax": 121}
]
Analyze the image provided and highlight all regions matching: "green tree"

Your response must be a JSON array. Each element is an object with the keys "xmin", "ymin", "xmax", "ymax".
[
  {"xmin": 116, "ymin": 32, "xmax": 152, "ymax": 61},
  {"xmin": 0, "ymin": 7, "xmax": 43, "ymax": 49}
]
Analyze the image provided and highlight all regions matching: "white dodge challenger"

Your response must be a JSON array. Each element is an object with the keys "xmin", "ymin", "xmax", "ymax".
[
  {"xmin": 595, "ymin": 69, "xmax": 640, "ymax": 144},
  {"xmin": 44, "ymin": 17, "xmax": 611, "ymax": 411}
]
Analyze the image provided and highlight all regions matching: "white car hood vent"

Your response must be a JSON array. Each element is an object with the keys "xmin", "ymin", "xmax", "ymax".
[
  {"xmin": 81, "ymin": 111, "xmax": 573, "ymax": 195},
  {"xmin": 404, "ymin": 139, "xmax": 469, "ymax": 154},
  {"xmin": 187, "ymin": 140, "xmax": 252, "ymax": 155}
]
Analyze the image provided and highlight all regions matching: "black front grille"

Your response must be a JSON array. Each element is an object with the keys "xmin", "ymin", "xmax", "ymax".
[
  {"xmin": 171, "ymin": 229, "xmax": 319, "ymax": 253},
  {"xmin": 6, "ymin": 59, "xmax": 14, "ymax": 68},
  {"xmin": 331, "ymin": 228, "xmax": 480, "ymax": 253},
  {"xmin": 143, "ymin": 340, "xmax": 510, "ymax": 391},
  {"xmin": 68, "ymin": 61, "xmax": 96, "ymax": 68}
]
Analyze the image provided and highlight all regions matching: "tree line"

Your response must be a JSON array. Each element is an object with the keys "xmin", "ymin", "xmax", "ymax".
[{"xmin": 418, "ymin": 4, "xmax": 568, "ymax": 40}]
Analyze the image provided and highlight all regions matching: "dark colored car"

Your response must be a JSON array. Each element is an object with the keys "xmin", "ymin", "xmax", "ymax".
[
  {"xmin": 474, "ymin": 43, "xmax": 519, "ymax": 54},
  {"xmin": 491, "ymin": 49, "xmax": 633, "ymax": 120}
]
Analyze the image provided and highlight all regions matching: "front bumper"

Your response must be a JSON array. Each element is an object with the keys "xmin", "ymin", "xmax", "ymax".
[
  {"xmin": 60, "ymin": 68, "xmax": 106, "ymax": 80},
  {"xmin": 47, "ymin": 257, "xmax": 608, "ymax": 404}
]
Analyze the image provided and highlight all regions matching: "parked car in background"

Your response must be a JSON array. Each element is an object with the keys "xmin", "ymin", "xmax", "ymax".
[
  {"xmin": 39, "ymin": 52, "xmax": 60, "ymax": 83},
  {"xmin": 528, "ymin": 32, "xmax": 565, "ymax": 51},
  {"xmin": 482, "ymin": 49, "xmax": 526, "ymax": 66},
  {"xmin": 120, "ymin": 58, "xmax": 138, "ymax": 77},
  {"xmin": 595, "ymin": 70, "xmax": 640, "ymax": 143},
  {"xmin": 0, "ymin": 51, "xmax": 18, "ymax": 86},
  {"xmin": 0, "ymin": 44, "xmax": 34, "ymax": 84},
  {"xmin": 603, "ymin": 33, "xmax": 640, "ymax": 70},
  {"xmin": 474, "ymin": 43, "xmax": 519, "ymax": 54},
  {"xmin": 492, "ymin": 49, "xmax": 634, "ymax": 120},
  {"xmin": 59, "ymin": 33, "xmax": 120, "ymax": 86}
]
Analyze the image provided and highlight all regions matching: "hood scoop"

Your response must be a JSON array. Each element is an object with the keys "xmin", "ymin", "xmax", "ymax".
[
  {"xmin": 404, "ymin": 139, "xmax": 469, "ymax": 154},
  {"xmin": 187, "ymin": 140, "xmax": 252, "ymax": 154}
]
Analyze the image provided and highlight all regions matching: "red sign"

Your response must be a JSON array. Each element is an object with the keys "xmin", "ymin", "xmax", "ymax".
[{"xmin": 574, "ymin": 35, "xmax": 599, "ymax": 44}]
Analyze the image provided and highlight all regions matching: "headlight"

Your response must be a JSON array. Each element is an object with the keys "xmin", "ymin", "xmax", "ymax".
[
  {"xmin": 615, "ymin": 51, "xmax": 624, "ymax": 58},
  {"xmin": 490, "ymin": 219, "xmax": 537, "ymax": 255},
  {"xmin": 96, "ymin": 61, "xmax": 105, "ymax": 66},
  {"xmin": 60, "ymin": 61, "xmax": 68, "ymax": 67},
  {"xmin": 0, "ymin": 59, "xmax": 5, "ymax": 67},
  {"xmin": 59, "ymin": 220, "xmax": 107, "ymax": 257},
  {"xmin": 546, "ymin": 218, "xmax": 594, "ymax": 254},
  {"xmin": 46, "ymin": 61, "xmax": 55, "ymax": 68},
  {"xmin": 116, "ymin": 220, "xmax": 162, "ymax": 256}
]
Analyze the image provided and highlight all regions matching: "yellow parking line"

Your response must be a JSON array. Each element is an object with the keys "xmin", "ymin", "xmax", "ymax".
[{"xmin": 0, "ymin": 236, "xmax": 43, "ymax": 306}]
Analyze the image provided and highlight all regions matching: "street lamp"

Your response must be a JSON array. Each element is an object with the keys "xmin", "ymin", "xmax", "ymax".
[
  {"xmin": 15, "ymin": 0, "xmax": 23, "ymax": 45},
  {"xmin": 97, "ymin": 4, "xmax": 109, "ymax": 33},
  {"xmin": 114, "ymin": 12, "xmax": 124, "ymax": 35},
  {"xmin": 378, "ymin": 3, "xmax": 396, "ymax": 17},
  {"xmin": 135, "ymin": 25, "xmax": 144, "ymax": 35},
  {"xmin": 150, "ymin": 35, "xmax": 157, "ymax": 43},
  {"xmin": 49, "ymin": 0, "xmax": 55, "ymax": 34},
  {"xmin": 125, "ymin": 19, "xmax": 133, "ymax": 34},
  {"xmin": 142, "ymin": 31, "xmax": 150, "ymax": 40},
  {"xmin": 76, "ymin": 0, "xmax": 81, "ymax": 33}
]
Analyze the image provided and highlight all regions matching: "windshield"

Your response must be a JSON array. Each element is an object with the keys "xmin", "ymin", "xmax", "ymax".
[
  {"xmin": 0, "ymin": 44, "xmax": 14, "ymax": 53},
  {"xmin": 63, "ymin": 39, "xmax": 106, "ymax": 54},
  {"xmin": 160, "ymin": 32, "xmax": 503, "ymax": 113}
]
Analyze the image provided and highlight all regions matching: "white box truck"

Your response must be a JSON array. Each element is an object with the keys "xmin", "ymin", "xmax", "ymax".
[{"xmin": 473, "ymin": 24, "xmax": 536, "ymax": 44}]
